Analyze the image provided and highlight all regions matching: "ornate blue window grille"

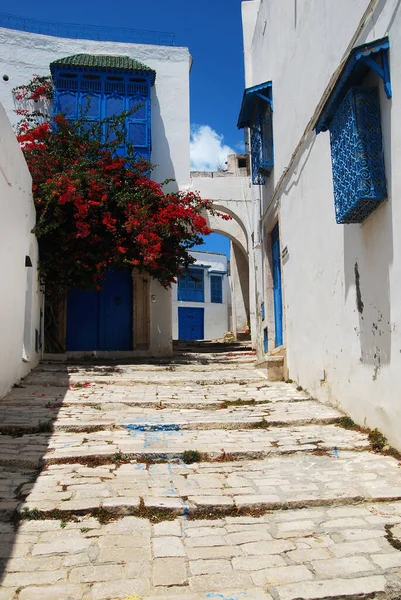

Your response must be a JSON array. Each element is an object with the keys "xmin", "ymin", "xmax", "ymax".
[
  {"xmin": 177, "ymin": 268, "xmax": 205, "ymax": 302},
  {"xmin": 330, "ymin": 87, "xmax": 387, "ymax": 224},
  {"xmin": 50, "ymin": 54, "xmax": 155, "ymax": 162},
  {"xmin": 250, "ymin": 102, "xmax": 273, "ymax": 185},
  {"xmin": 237, "ymin": 82, "xmax": 273, "ymax": 185},
  {"xmin": 315, "ymin": 38, "xmax": 391, "ymax": 224},
  {"xmin": 210, "ymin": 275, "xmax": 223, "ymax": 304}
]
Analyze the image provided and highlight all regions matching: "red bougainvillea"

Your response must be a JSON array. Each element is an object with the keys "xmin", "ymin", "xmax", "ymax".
[{"xmin": 15, "ymin": 79, "xmax": 228, "ymax": 296}]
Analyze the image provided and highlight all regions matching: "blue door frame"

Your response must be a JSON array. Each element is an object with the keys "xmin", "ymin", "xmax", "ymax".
[
  {"xmin": 66, "ymin": 270, "xmax": 133, "ymax": 351},
  {"xmin": 271, "ymin": 224, "xmax": 283, "ymax": 347},
  {"xmin": 178, "ymin": 307, "xmax": 204, "ymax": 340}
]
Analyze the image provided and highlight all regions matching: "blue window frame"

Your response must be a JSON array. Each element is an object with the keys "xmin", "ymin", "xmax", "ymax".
[
  {"xmin": 315, "ymin": 38, "xmax": 391, "ymax": 224},
  {"xmin": 177, "ymin": 268, "xmax": 204, "ymax": 302},
  {"xmin": 210, "ymin": 275, "xmax": 223, "ymax": 304},
  {"xmin": 50, "ymin": 55, "xmax": 155, "ymax": 162},
  {"xmin": 330, "ymin": 87, "xmax": 387, "ymax": 223},
  {"xmin": 237, "ymin": 82, "xmax": 273, "ymax": 185}
]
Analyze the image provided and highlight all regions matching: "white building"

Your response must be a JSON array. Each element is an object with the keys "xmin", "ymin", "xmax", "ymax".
[
  {"xmin": 0, "ymin": 102, "xmax": 42, "ymax": 397},
  {"xmin": 237, "ymin": 0, "xmax": 401, "ymax": 448},
  {"xmin": 0, "ymin": 17, "xmax": 193, "ymax": 357},
  {"xmin": 172, "ymin": 251, "xmax": 230, "ymax": 341}
]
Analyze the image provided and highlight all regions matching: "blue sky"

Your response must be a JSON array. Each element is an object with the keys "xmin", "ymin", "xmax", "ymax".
[{"xmin": 1, "ymin": 0, "xmax": 243, "ymax": 255}]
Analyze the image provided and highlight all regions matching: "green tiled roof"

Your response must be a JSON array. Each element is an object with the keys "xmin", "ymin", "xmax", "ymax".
[{"xmin": 50, "ymin": 53, "xmax": 155, "ymax": 75}]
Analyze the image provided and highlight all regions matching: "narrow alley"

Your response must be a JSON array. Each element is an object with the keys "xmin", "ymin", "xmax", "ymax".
[{"xmin": 1, "ymin": 344, "xmax": 401, "ymax": 599}]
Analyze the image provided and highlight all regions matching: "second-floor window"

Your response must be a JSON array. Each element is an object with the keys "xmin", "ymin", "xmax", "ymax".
[
  {"xmin": 177, "ymin": 268, "xmax": 205, "ymax": 302},
  {"xmin": 210, "ymin": 275, "xmax": 223, "ymax": 303},
  {"xmin": 50, "ymin": 54, "xmax": 155, "ymax": 162}
]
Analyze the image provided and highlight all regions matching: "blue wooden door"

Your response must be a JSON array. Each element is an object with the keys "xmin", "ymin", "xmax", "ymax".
[
  {"xmin": 271, "ymin": 224, "xmax": 283, "ymax": 347},
  {"xmin": 66, "ymin": 270, "xmax": 132, "ymax": 351},
  {"xmin": 178, "ymin": 307, "xmax": 204, "ymax": 340}
]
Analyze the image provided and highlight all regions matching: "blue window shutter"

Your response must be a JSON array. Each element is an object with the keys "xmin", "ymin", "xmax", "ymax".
[
  {"xmin": 210, "ymin": 275, "xmax": 223, "ymax": 304},
  {"xmin": 52, "ymin": 66, "xmax": 152, "ymax": 162},
  {"xmin": 329, "ymin": 87, "xmax": 387, "ymax": 223},
  {"xmin": 251, "ymin": 101, "xmax": 274, "ymax": 185},
  {"xmin": 177, "ymin": 269, "xmax": 204, "ymax": 302}
]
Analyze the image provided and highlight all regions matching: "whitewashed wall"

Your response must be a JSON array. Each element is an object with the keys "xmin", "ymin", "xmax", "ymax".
[
  {"xmin": 150, "ymin": 280, "xmax": 173, "ymax": 355},
  {"xmin": 242, "ymin": 0, "xmax": 401, "ymax": 448},
  {"xmin": 0, "ymin": 27, "xmax": 191, "ymax": 191},
  {"xmin": 0, "ymin": 103, "xmax": 41, "ymax": 398},
  {"xmin": 172, "ymin": 251, "xmax": 229, "ymax": 340}
]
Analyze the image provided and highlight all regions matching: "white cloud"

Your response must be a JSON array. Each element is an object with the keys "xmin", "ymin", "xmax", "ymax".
[{"xmin": 190, "ymin": 125, "xmax": 235, "ymax": 171}]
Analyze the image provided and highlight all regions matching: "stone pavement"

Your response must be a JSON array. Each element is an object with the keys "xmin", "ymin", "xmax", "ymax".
[{"xmin": 1, "ymin": 344, "xmax": 401, "ymax": 599}]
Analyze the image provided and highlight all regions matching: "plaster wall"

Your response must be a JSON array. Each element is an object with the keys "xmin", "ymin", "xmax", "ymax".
[
  {"xmin": 0, "ymin": 103, "xmax": 41, "ymax": 398},
  {"xmin": 242, "ymin": 0, "xmax": 401, "ymax": 448},
  {"xmin": 172, "ymin": 252, "xmax": 229, "ymax": 340},
  {"xmin": 150, "ymin": 280, "xmax": 173, "ymax": 356},
  {"xmin": 0, "ymin": 27, "xmax": 191, "ymax": 190},
  {"xmin": 230, "ymin": 242, "xmax": 250, "ymax": 335}
]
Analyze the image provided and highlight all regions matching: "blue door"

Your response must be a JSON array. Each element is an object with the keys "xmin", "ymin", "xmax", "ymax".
[
  {"xmin": 66, "ymin": 270, "xmax": 132, "ymax": 351},
  {"xmin": 271, "ymin": 224, "xmax": 283, "ymax": 347},
  {"xmin": 178, "ymin": 307, "xmax": 204, "ymax": 340}
]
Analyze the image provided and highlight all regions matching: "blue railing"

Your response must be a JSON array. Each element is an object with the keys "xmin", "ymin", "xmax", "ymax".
[{"xmin": 0, "ymin": 12, "xmax": 175, "ymax": 46}]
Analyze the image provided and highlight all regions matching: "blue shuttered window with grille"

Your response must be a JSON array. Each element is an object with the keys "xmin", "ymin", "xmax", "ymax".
[
  {"xmin": 210, "ymin": 275, "xmax": 223, "ymax": 304},
  {"xmin": 177, "ymin": 268, "xmax": 205, "ymax": 302},
  {"xmin": 51, "ymin": 55, "xmax": 154, "ymax": 162},
  {"xmin": 329, "ymin": 87, "xmax": 387, "ymax": 223},
  {"xmin": 237, "ymin": 82, "xmax": 273, "ymax": 185},
  {"xmin": 315, "ymin": 38, "xmax": 391, "ymax": 224}
]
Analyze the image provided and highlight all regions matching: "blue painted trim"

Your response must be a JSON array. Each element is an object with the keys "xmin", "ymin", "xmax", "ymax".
[
  {"xmin": 237, "ymin": 81, "xmax": 272, "ymax": 129},
  {"xmin": 271, "ymin": 223, "xmax": 283, "ymax": 347},
  {"xmin": 0, "ymin": 12, "xmax": 175, "ymax": 46},
  {"xmin": 316, "ymin": 37, "xmax": 391, "ymax": 133},
  {"xmin": 123, "ymin": 424, "xmax": 180, "ymax": 432}
]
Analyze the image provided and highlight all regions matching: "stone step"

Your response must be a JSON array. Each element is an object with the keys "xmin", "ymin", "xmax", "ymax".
[
  {"xmin": 4, "ymin": 503, "xmax": 401, "ymax": 599},
  {"xmin": 0, "ymin": 423, "xmax": 369, "ymax": 469},
  {"xmin": 23, "ymin": 369, "xmax": 265, "ymax": 388},
  {"xmin": 255, "ymin": 356, "xmax": 285, "ymax": 382},
  {"xmin": 14, "ymin": 451, "xmax": 401, "ymax": 518},
  {"xmin": 36, "ymin": 356, "xmax": 258, "ymax": 374},
  {"xmin": 0, "ymin": 399, "xmax": 341, "ymax": 433},
  {"xmin": 2, "ymin": 382, "xmax": 311, "ymax": 411}
]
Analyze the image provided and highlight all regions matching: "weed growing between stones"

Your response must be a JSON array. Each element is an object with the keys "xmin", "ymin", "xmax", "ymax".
[
  {"xmin": 368, "ymin": 428, "xmax": 388, "ymax": 452},
  {"xmin": 337, "ymin": 417, "xmax": 401, "ymax": 461},
  {"xmin": 182, "ymin": 450, "xmax": 202, "ymax": 464},
  {"xmin": 137, "ymin": 498, "xmax": 177, "ymax": 523},
  {"xmin": 338, "ymin": 416, "xmax": 358, "ymax": 430},
  {"xmin": 219, "ymin": 399, "xmax": 257, "ymax": 409},
  {"xmin": 0, "ymin": 421, "xmax": 54, "ymax": 437},
  {"xmin": 213, "ymin": 450, "xmax": 235, "ymax": 462},
  {"xmin": 249, "ymin": 419, "xmax": 270, "ymax": 429}
]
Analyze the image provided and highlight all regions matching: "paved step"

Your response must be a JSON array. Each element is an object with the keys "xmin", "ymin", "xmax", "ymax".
[
  {"xmin": 24, "ymin": 370, "xmax": 266, "ymax": 387},
  {"xmin": 0, "ymin": 399, "xmax": 340, "ymax": 432},
  {"xmin": 2, "ymin": 382, "xmax": 311, "ymax": 410},
  {"xmin": 4, "ymin": 502, "xmax": 401, "ymax": 599},
  {"xmin": 0, "ymin": 424, "xmax": 369, "ymax": 470},
  {"xmin": 16, "ymin": 451, "xmax": 401, "ymax": 517}
]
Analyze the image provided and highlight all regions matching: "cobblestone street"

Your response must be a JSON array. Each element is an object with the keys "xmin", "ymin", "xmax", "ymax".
[{"xmin": 2, "ymin": 344, "xmax": 401, "ymax": 599}]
